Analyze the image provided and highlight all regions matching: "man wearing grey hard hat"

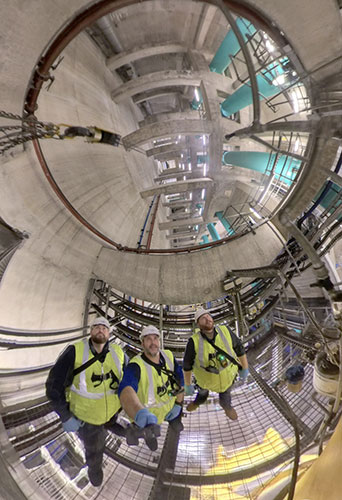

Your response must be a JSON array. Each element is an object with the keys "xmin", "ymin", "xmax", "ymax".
[
  {"xmin": 119, "ymin": 325, "xmax": 184, "ymax": 450},
  {"xmin": 46, "ymin": 316, "xmax": 127, "ymax": 487},
  {"xmin": 183, "ymin": 308, "xmax": 249, "ymax": 420}
]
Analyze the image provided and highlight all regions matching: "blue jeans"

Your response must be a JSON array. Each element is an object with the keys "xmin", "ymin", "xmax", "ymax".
[{"xmin": 194, "ymin": 385, "xmax": 233, "ymax": 410}]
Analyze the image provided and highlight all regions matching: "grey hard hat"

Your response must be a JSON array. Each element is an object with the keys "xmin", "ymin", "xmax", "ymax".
[
  {"xmin": 194, "ymin": 308, "xmax": 210, "ymax": 323},
  {"xmin": 140, "ymin": 325, "xmax": 160, "ymax": 340},
  {"xmin": 91, "ymin": 316, "xmax": 110, "ymax": 329}
]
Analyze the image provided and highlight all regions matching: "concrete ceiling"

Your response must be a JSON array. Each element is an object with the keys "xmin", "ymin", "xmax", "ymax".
[{"xmin": 0, "ymin": 0, "xmax": 341, "ymax": 323}]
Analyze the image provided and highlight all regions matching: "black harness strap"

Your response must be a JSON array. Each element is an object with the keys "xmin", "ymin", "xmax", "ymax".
[
  {"xmin": 73, "ymin": 350, "xmax": 104, "ymax": 377},
  {"xmin": 203, "ymin": 332, "xmax": 242, "ymax": 369},
  {"xmin": 142, "ymin": 353, "xmax": 183, "ymax": 393}
]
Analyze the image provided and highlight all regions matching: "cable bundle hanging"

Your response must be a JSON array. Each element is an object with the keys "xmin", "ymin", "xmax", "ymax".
[{"xmin": 0, "ymin": 110, "xmax": 121, "ymax": 155}]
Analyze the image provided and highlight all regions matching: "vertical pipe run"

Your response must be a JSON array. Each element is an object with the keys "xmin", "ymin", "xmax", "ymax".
[
  {"xmin": 146, "ymin": 195, "xmax": 160, "ymax": 249},
  {"xmin": 159, "ymin": 305, "xmax": 164, "ymax": 349}
]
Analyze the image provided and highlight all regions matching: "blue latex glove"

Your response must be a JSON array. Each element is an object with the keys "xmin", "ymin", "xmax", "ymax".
[
  {"xmin": 165, "ymin": 404, "xmax": 182, "ymax": 422},
  {"xmin": 239, "ymin": 368, "xmax": 249, "ymax": 381},
  {"xmin": 62, "ymin": 416, "xmax": 83, "ymax": 432},
  {"xmin": 184, "ymin": 384, "xmax": 195, "ymax": 396},
  {"xmin": 134, "ymin": 408, "xmax": 158, "ymax": 428}
]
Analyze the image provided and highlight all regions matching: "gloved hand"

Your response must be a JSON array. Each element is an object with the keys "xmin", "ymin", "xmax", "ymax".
[
  {"xmin": 239, "ymin": 368, "xmax": 249, "ymax": 381},
  {"xmin": 184, "ymin": 384, "xmax": 195, "ymax": 396},
  {"xmin": 134, "ymin": 408, "xmax": 158, "ymax": 428},
  {"xmin": 62, "ymin": 416, "xmax": 83, "ymax": 432},
  {"xmin": 165, "ymin": 403, "xmax": 182, "ymax": 422}
]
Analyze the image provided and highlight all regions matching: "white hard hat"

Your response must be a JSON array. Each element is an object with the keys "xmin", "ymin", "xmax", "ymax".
[
  {"xmin": 194, "ymin": 308, "xmax": 210, "ymax": 323},
  {"xmin": 91, "ymin": 316, "xmax": 110, "ymax": 329},
  {"xmin": 140, "ymin": 325, "xmax": 160, "ymax": 340}
]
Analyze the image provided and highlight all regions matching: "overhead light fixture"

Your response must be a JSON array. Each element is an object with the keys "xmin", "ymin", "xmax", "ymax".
[
  {"xmin": 272, "ymin": 73, "xmax": 286, "ymax": 86},
  {"xmin": 291, "ymin": 90, "xmax": 300, "ymax": 113},
  {"xmin": 201, "ymin": 188, "xmax": 206, "ymax": 200},
  {"xmin": 265, "ymin": 40, "xmax": 275, "ymax": 52},
  {"xmin": 249, "ymin": 206, "xmax": 262, "ymax": 219}
]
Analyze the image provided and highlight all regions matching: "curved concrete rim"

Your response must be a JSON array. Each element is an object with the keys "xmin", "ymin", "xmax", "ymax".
[{"xmin": 94, "ymin": 223, "xmax": 284, "ymax": 304}]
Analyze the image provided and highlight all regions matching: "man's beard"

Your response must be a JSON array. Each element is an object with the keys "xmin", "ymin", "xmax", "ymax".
[
  {"xmin": 146, "ymin": 345, "xmax": 159, "ymax": 358},
  {"xmin": 92, "ymin": 333, "xmax": 106, "ymax": 344}
]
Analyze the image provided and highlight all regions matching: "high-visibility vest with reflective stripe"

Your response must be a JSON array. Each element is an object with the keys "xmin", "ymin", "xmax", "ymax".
[
  {"xmin": 131, "ymin": 350, "xmax": 177, "ymax": 424},
  {"xmin": 67, "ymin": 339, "xmax": 124, "ymax": 425},
  {"xmin": 192, "ymin": 325, "xmax": 239, "ymax": 393}
]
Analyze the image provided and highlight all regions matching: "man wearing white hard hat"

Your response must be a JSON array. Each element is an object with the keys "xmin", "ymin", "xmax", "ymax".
[
  {"xmin": 119, "ymin": 325, "xmax": 184, "ymax": 450},
  {"xmin": 46, "ymin": 316, "xmax": 127, "ymax": 487},
  {"xmin": 183, "ymin": 308, "xmax": 249, "ymax": 420}
]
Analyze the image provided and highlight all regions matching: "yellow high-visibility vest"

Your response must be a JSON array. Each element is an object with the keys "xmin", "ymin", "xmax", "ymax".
[
  {"xmin": 67, "ymin": 339, "xmax": 124, "ymax": 425},
  {"xmin": 131, "ymin": 350, "xmax": 177, "ymax": 424},
  {"xmin": 192, "ymin": 325, "xmax": 239, "ymax": 393}
]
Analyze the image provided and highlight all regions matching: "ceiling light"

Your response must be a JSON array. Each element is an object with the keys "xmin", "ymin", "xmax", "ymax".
[
  {"xmin": 291, "ymin": 90, "xmax": 300, "ymax": 113},
  {"xmin": 265, "ymin": 40, "xmax": 275, "ymax": 52},
  {"xmin": 272, "ymin": 74, "xmax": 285, "ymax": 86},
  {"xmin": 249, "ymin": 206, "xmax": 262, "ymax": 219},
  {"xmin": 294, "ymin": 138, "xmax": 300, "ymax": 152}
]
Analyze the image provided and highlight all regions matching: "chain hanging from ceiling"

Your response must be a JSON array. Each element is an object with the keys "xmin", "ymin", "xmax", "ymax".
[{"xmin": 0, "ymin": 110, "xmax": 121, "ymax": 156}]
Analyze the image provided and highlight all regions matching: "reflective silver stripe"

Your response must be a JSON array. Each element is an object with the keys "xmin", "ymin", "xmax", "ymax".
[
  {"xmin": 78, "ymin": 338, "xmax": 91, "ymax": 395},
  {"xmin": 145, "ymin": 361, "xmax": 156, "ymax": 407},
  {"xmin": 198, "ymin": 335, "xmax": 206, "ymax": 369},
  {"xmin": 216, "ymin": 325, "xmax": 238, "ymax": 362},
  {"xmin": 109, "ymin": 345, "xmax": 122, "ymax": 378},
  {"xmin": 161, "ymin": 350, "xmax": 174, "ymax": 370}
]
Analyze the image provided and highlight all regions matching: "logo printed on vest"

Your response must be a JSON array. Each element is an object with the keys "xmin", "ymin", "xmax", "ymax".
[{"xmin": 91, "ymin": 370, "xmax": 119, "ymax": 391}]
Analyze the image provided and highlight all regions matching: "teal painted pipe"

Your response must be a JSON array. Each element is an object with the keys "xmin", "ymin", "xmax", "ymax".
[
  {"xmin": 201, "ymin": 234, "xmax": 210, "ymax": 244},
  {"xmin": 207, "ymin": 223, "xmax": 220, "ymax": 241},
  {"xmin": 221, "ymin": 59, "xmax": 290, "ymax": 117},
  {"xmin": 314, "ymin": 182, "xmax": 341, "ymax": 211},
  {"xmin": 197, "ymin": 155, "xmax": 209, "ymax": 164},
  {"xmin": 221, "ymin": 74, "xmax": 280, "ymax": 117},
  {"xmin": 215, "ymin": 211, "xmax": 234, "ymax": 234},
  {"xmin": 210, "ymin": 18, "xmax": 256, "ymax": 74},
  {"xmin": 222, "ymin": 151, "xmax": 301, "ymax": 185}
]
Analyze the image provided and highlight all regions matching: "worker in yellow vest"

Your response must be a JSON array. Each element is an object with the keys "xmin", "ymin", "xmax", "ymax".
[
  {"xmin": 119, "ymin": 325, "xmax": 184, "ymax": 450},
  {"xmin": 183, "ymin": 308, "xmax": 249, "ymax": 420},
  {"xmin": 46, "ymin": 317, "xmax": 126, "ymax": 487}
]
